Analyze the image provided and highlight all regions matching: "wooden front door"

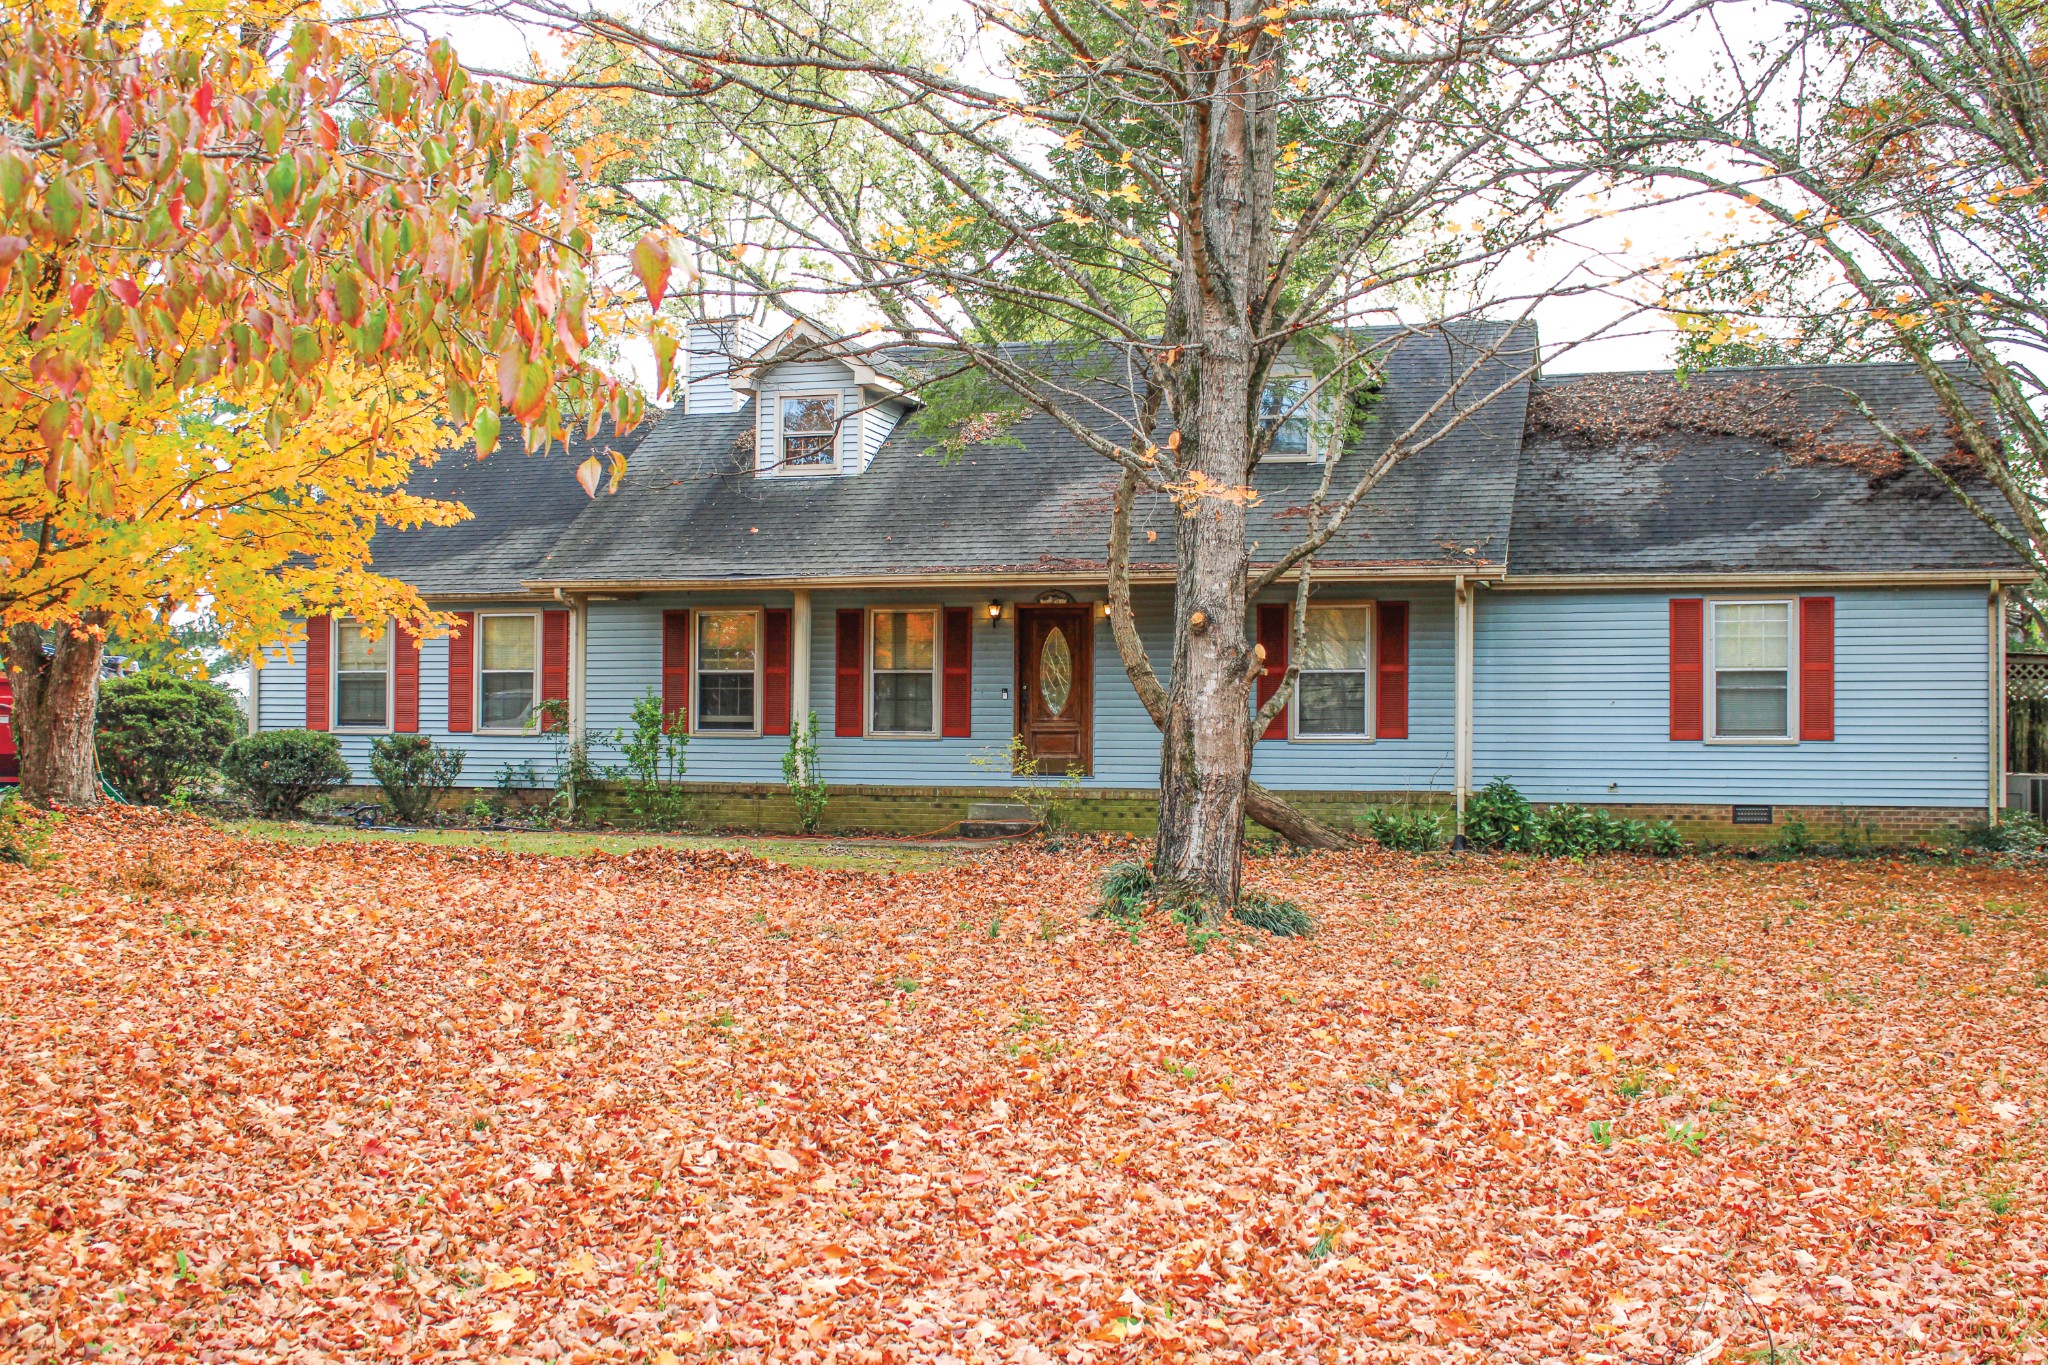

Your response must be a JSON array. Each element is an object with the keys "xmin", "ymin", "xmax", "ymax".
[{"xmin": 1015, "ymin": 605, "xmax": 1094, "ymax": 774}]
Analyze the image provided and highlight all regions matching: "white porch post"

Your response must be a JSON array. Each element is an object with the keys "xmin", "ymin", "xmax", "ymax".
[
  {"xmin": 246, "ymin": 652, "xmax": 262, "ymax": 735},
  {"xmin": 569, "ymin": 593, "xmax": 588, "ymax": 813},
  {"xmin": 1991, "ymin": 580, "xmax": 2005, "ymax": 822},
  {"xmin": 791, "ymin": 588, "xmax": 813, "ymax": 756},
  {"xmin": 1453, "ymin": 576, "xmax": 1475, "ymax": 847}
]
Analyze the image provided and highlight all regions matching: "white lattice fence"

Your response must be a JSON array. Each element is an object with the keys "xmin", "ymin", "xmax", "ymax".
[
  {"xmin": 2012, "ymin": 653, "xmax": 2048, "ymax": 703},
  {"xmin": 2012, "ymin": 655, "xmax": 2048, "ymax": 806}
]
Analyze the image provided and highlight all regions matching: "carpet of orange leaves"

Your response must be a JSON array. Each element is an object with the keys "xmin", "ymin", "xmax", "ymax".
[{"xmin": 3, "ymin": 808, "xmax": 2045, "ymax": 1364}]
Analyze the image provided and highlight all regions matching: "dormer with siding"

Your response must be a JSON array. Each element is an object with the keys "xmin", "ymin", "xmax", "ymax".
[{"xmin": 730, "ymin": 322, "xmax": 915, "ymax": 477}]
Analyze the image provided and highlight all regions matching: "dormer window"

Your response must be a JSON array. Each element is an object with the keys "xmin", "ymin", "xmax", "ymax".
[
  {"xmin": 780, "ymin": 395, "xmax": 839, "ymax": 473},
  {"xmin": 1260, "ymin": 377, "xmax": 1314, "ymax": 460}
]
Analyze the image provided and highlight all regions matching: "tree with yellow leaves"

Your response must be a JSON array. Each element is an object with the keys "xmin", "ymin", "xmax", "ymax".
[{"xmin": 1, "ymin": 5, "xmax": 668, "ymax": 805}]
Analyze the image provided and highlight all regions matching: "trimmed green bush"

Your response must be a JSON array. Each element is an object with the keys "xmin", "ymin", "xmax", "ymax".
[
  {"xmin": 95, "ymin": 670, "xmax": 243, "ymax": 803},
  {"xmin": 220, "ymin": 729, "xmax": 350, "ymax": 817},
  {"xmin": 1366, "ymin": 805, "xmax": 1447, "ymax": 851},
  {"xmin": 1465, "ymin": 778, "xmax": 1537, "ymax": 851},
  {"xmin": 369, "ymin": 734, "xmax": 464, "ymax": 823}
]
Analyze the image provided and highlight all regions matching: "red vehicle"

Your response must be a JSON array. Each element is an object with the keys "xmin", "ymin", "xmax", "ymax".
[{"xmin": 0, "ymin": 677, "xmax": 15, "ymax": 785}]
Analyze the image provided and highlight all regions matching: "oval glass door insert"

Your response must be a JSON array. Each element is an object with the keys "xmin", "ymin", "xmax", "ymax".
[{"xmin": 1038, "ymin": 628, "xmax": 1074, "ymax": 716}]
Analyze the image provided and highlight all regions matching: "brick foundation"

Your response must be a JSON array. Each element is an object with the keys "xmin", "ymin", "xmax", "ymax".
[{"xmin": 346, "ymin": 782, "xmax": 1982, "ymax": 846}]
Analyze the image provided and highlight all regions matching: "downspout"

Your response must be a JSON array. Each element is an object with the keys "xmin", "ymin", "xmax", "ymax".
[
  {"xmin": 791, "ymin": 588, "xmax": 813, "ymax": 772},
  {"xmin": 1991, "ymin": 579, "xmax": 2005, "ymax": 822},
  {"xmin": 246, "ymin": 651, "xmax": 261, "ymax": 736},
  {"xmin": 1453, "ymin": 575, "xmax": 1474, "ymax": 849}
]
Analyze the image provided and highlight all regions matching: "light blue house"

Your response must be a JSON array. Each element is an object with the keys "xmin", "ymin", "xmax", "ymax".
[{"xmin": 250, "ymin": 322, "xmax": 2025, "ymax": 840}]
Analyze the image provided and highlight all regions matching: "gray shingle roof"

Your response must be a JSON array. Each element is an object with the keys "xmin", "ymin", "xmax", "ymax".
[
  {"xmin": 531, "ymin": 322, "xmax": 1535, "ymax": 584},
  {"xmin": 366, "ymin": 338, "xmax": 2026, "ymax": 591},
  {"xmin": 364, "ymin": 420, "xmax": 652, "ymax": 597},
  {"xmin": 1506, "ymin": 361, "xmax": 2026, "ymax": 576}
]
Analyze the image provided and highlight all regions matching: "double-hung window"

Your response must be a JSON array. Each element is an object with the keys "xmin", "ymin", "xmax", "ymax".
[
  {"xmin": 1295, "ymin": 604, "xmax": 1371, "ymax": 737},
  {"xmin": 870, "ymin": 609, "xmax": 938, "ymax": 735},
  {"xmin": 1259, "ymin": 376, "xmax": 1313, "ymax": 460},
  {"xmin": 478, "ymin": 613, "xmax": 538, "ymax": 730},
  {"xmin": 1710, "ymin": 600, "xmax": 1794, "ymax": 740},
  {"xmin": 695, "ymin": 610, "xmax": 759, "ymax": 732},
  {"xmin": 334, "ymin": 619, "xmax": 391, "ymax": 729},
  {"xmin": 780, "ymin": 395, "xmax": 838, "ymax": 472}
]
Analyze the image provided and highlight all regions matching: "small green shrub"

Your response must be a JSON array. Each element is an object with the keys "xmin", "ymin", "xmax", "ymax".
[
  {"xmin": 972, "ymin": 736, "xmax": 1084, "ymax": 832},
  {"xmin": 0, "ymin": 792, "xmax": 57, "ymax": 866},
  {"xmin": 611, "ymin": 690, "xmax": 690, "ymax": 826},
  {"xmin": 1366, "ymin": 805, "xmax": 1447, "ymax": 851},
  {"xmin": 781, "ymin": 711, "xmax": 828, "ymax": 833},
  {"xmin": 1954, "ymin": 813, "xmax": 2048, "ymax": 852},
  {"xmin": 1645, "ymin": 820, "xmax": 1685, "ymax": 856},
  {"xmin": 220, "ymin": 729, "xmax": 350, "ymax": 817},
  {"xmin": 1777, "ymin": 816, "xmax": 1812, "ymax": 856},
  {"xmin": 1531, "ymin": 804, "xmax": 1681, "ymax": 857},
  {"xmin": 1465, "ymin": 778, "xmax": 1536, "ymax": 851},
  {"xmin": 1232, "ymin": 890, "xmax": 1313, "ymax": 938},
  {"xmin": 368, "ymin": 734, "xmax": 464, "ymax": 823},
  {"xmin": 95, "ymin": 670, "xmax": 244, "ymax": 804}
]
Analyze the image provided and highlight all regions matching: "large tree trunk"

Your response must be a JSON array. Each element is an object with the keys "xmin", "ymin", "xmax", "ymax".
[
  {"xmin": 1148, "ymin": 5, "xmax": 1282, "ymax": 916},
  {"xmin": 1153, "ymin": 439, "xmax": 1256, "ymax": 907},
  {"xmin": 5, "ymin": 619, "xmax": 106, "ymax": 808}
]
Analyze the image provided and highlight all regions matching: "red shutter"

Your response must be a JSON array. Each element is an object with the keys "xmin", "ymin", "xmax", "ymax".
[
  {"xmin": 1255, "ymin": 603, "xmax": 1289, "ymax": 740},
  {"xmin": 1375, "ymin": 601, "xmax": 1409, "ymax": 740},
  {"xmin": 393, "ymin": 623, "xmax": 421, "ymax": 733},
  {"xmin": 304, "ymin": 615, "xmax": 330, "ymax": 732},
  {"xmin": 540, "ymin": 610, "xmax": 570, "ymax": 731},
  {"xmin": 1670, "ymin": 598, "xmax": 1704, "ymax": 741},
  {"xmin": 835, "ymin": 609, "xmax": 865, "ymax": 737},
  {"xmin": 942, "ymin": 605, "xmax": 973, "ymax": 737},
  {"xmin": 446, "ymin": 612, "xmax": 474, "ymax": 733},
  {"xmin": 762, "ymin": 608, "xmax": 793, "ymax": 736},
  {"xmin": 661, "ymin": 610, "xmax": 691, "ymax": 729},
  {"xmin": 1800, "ymin": 596, "xmax": 1835, "ymax": 741}
]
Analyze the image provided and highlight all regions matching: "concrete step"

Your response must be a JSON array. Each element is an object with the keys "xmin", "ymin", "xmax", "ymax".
[
  {"xmin": 968, "ymin": 801, "xmax": 1036, "ymax": 822},
  {"xmin": 962, "ymin": 801, "xmax": 1038, "ymax": 838}
]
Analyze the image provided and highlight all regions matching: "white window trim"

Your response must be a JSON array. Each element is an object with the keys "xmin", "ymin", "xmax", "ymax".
[
  {"xmin": 692, "ymin": 607, "xmax": 764, "ymax": 737},
  {"xmin": 1288, "ymin": 601, "xmax": 1376, "ymax": 742},
  {"xmin": 1260, "ymin": 374, "xmax": 1320, "ymax": 464},
  {"xmin": 1705, "ymin": 597, "xmax": 1800, "ymax": 746},
  {"xmin": 474, "ymin": 610, "xmax": 543, "ymax": 734},
  {"xmin": 772, "ymin": 391, "xmax": 842, "ymax": 477},
  {"xmin": 331, "ymin": 616, "xmax": 394, "ymax": 733},
  {"xmin": 865, "ymin": 605, "xmax": 942, "ymax": 739}
]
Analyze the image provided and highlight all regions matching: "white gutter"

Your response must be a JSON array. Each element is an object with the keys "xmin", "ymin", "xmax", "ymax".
[
  {"xmin": 522, "ymin": 568, "xmax": 1505, "ymax": 594},
  {"xmin": 518, "ymin": 567, "xmax": 2014, "ymax": 596},
  {"xmin": 1991, "ymin": 580, "xmax": 2005, "ymax": 822},
  {"xmin": 1491, "ymin": 570, "xmax": 2011, "ymax": 590}
]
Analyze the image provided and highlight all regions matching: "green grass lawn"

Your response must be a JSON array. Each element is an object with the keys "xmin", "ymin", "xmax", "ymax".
[{"xmin": 211, "ymin": 819, "xmax": 970, "ymax": 873}]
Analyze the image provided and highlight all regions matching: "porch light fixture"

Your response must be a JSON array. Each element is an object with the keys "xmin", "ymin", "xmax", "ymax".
[{"xmin": 988, "ymin": 600, "xmax": 1002, "ymax": 628}]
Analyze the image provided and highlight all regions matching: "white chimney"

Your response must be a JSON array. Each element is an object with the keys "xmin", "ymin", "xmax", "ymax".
[{"xmin": 685, "ymin": 317, "xmax": 766, "ymax": 414}]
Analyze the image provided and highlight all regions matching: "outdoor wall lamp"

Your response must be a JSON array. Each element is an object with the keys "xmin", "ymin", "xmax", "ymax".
[{"xmin": 988, "ymin": 600, "xmax": 1003, "ymax": 628}]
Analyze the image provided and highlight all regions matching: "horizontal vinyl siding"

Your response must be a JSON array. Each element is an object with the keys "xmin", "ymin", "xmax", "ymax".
[
  {"xmin": 754, "ymin": 361, "xmax": 858, "ymax": 475},
  {"xmin": 858, "ymin": 398, "xmax": 909, "ymax": 474},
  {"xmin": 258, "ymin": 607, "xmax": 566, "ymax": 785},
  {"xmin": 1248, "ymin": 585, "xmax": 1457, "ymax": 794},
  {"xmin": 582, "ymin": 589, "xmax": 1168, "ymax": 789},
  {"xmin": 1473, "ymin": 587, "xmax": 1990, "ymax": 807}
]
